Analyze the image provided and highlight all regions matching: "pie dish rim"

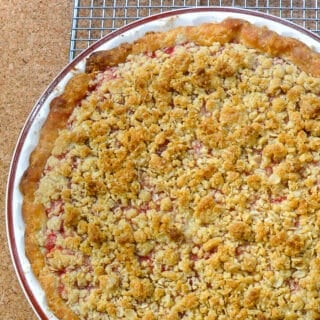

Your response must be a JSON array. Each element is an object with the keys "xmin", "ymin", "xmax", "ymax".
[{"xmin": 6, "ymin": 7, "xmax": 320, "ymax": 320}]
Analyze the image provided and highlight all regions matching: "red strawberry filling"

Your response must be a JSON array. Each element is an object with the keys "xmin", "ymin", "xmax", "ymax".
[
  {"xmin": 163, "ymin": 46, "xmax": 175, "ymax": 55},
  {"xmin": 45, "ymin": 232, "xmax": 57, "ymax": 253},
  {"xmin": 45, "ymin": 199, "xmax": 64, "ymax": 216}
]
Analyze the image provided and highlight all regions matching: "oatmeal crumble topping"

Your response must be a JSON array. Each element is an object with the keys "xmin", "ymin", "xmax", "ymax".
[{"xmin": 35, "ymin": 40, "xmax": 320, "ymax": 319}]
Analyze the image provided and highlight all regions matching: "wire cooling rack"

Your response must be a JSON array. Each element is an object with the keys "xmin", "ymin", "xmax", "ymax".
[{"xmin": 69, "ymin": 0, "xmax": 320, "ymax": 60}]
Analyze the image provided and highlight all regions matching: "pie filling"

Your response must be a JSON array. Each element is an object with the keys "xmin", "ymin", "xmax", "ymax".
[{"xmin": 35, "ymin": 41, "xmax": 320, "ymax": 319}]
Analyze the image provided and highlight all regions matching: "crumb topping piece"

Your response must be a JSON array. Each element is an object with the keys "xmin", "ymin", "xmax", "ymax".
[{"xmin": 36, "ymin": 41, "xmax": 320, "ymax": 319}]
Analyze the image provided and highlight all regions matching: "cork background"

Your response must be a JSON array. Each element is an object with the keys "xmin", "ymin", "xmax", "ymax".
[{"xmin": 1, "ymin": 1, "xmax": 72, "ymax": 319}]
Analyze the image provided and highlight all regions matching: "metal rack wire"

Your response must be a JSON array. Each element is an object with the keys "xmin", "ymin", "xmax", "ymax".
[{"xmin": 69, "ymin": 0, "xmax": 320, "ymax": 61}]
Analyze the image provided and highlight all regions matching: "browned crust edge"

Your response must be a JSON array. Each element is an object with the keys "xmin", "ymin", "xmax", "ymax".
[
  {"xmin": 20, "ymin": 73, "xmax": 92, "ymax": 320},
  {"xmin": 86, "ymin": 18, "xmax": 320, "ymax": 77},
  {"xmin": 20, "ymin": 18, "xmax": 320, "ymax": 320}
]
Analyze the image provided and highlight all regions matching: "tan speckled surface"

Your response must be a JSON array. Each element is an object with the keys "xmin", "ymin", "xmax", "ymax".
[{"xmin": 1, "ymin": 1, "xmax": 72, "ymax": 319}]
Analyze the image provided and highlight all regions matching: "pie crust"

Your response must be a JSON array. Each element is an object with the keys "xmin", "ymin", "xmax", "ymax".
[{"xmin": 20, "ymin": 18, "xmax": 320, "ymax": 319}]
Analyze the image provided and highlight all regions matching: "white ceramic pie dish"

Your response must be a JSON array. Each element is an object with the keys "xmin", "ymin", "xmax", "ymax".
[{"xmin": 6, "ymin": 7, "xmax": 320, "ymax": 320}]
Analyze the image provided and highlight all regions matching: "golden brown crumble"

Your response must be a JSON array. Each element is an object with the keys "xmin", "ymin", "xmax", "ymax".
[{"xmin": 35, "ymin": 40, "xmax": 320, "ymax": 319}]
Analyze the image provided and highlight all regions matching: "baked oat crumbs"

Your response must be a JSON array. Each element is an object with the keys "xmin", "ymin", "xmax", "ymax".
[{"xmin": 36, "ymin": 41, "xmax": 320, "ymax": 319}]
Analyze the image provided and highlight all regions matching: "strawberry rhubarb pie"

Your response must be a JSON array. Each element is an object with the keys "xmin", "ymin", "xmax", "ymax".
[{"xmin": 21, "ymin": 18, "xmax": 320, "ymax": 319}]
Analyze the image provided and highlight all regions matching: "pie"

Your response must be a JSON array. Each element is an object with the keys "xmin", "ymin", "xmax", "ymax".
[{"xmin": 20, "ymin": 17, "xmax": 320, "ymax": 320}]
